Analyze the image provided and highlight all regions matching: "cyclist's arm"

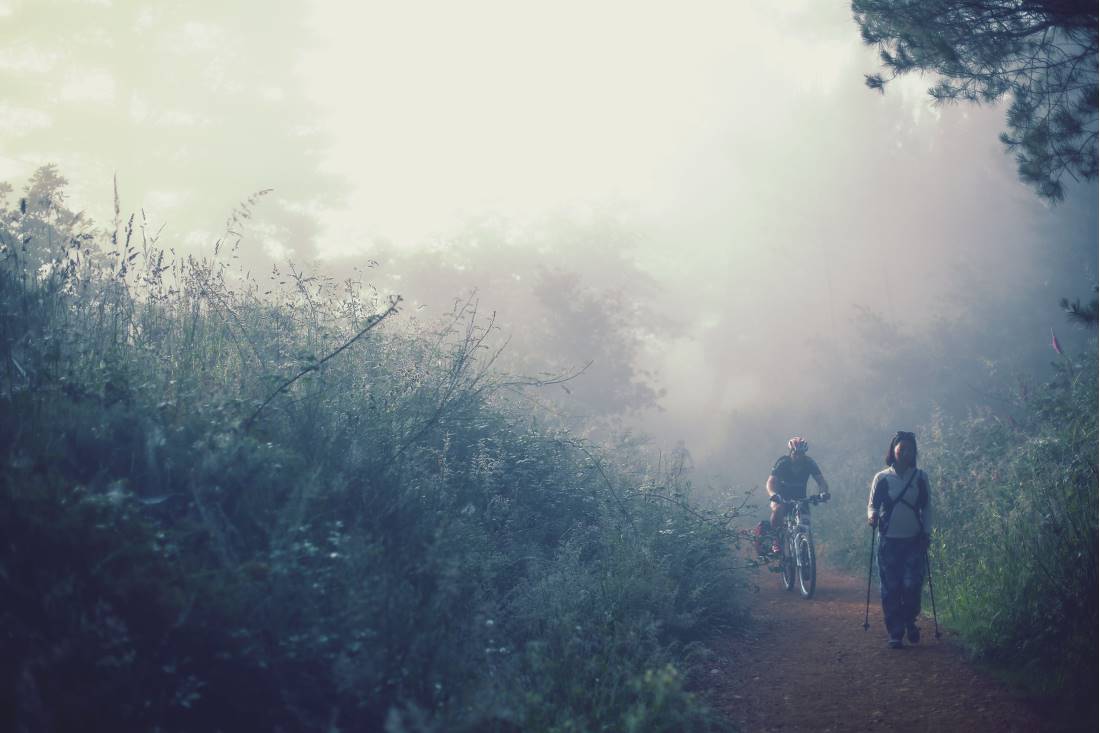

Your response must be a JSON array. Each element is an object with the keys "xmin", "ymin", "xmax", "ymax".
[
  {"xmin": 766, "ymin": 474, "xmax": 779, "ymax": 498},
  {"xmin": 811, "ymin": 471, "xmax": 829, "ymax": 495}
]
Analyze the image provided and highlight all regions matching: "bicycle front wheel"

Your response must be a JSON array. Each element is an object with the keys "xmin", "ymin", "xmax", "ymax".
[
  {"xmin": 796, "ymin": 533, "xmax": 816, "ymax": 599},
  {"xmin": 781, "ymin": 546, "xmax": 796, "ymax": 592}
]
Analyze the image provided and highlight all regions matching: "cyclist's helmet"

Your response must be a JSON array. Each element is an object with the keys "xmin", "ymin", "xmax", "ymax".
[{"xmin": 788, "ymin": 437, "xmax": 809, "ymax": 454}]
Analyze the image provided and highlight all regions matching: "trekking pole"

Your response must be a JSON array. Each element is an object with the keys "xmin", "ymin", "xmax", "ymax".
[
  {"xmin": 925, "ymin": 550, "xmax": 942, "ymax": 639},
  {"xmin": 862, "ymin": 525, "xmax": 876, "ymax": 631}
]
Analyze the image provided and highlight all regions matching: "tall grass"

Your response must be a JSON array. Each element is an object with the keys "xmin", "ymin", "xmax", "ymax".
[
  {"xmin": 923, "ymin": 352, "xmax": 1097, "ymax": 698},
  {"xmin": 0, "ymin": 173, "xmax": 746, "ymax": 731}
]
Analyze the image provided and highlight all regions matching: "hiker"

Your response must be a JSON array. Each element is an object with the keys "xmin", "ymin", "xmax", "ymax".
[
  {"xmin": 868, "ymin": 430, "xmax": 933, "ymax": 648},
  {"xmin": 765, "ymin": 437, "xmax": 830, "ymax": 551}
]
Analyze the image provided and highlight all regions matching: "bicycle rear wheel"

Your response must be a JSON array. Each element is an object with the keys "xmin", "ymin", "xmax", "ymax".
[{"xmin": 796, "ymin": 533, "xmax": 816, "ymax": 598}]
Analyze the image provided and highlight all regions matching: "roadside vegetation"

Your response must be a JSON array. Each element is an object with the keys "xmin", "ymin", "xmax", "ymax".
[
  {"xmin": 924, "ymin": 351, "xmax": 1097, "ymax": 701},
  {"xmin": 0, "ymin": 168, "xmax": 746, "ymax": 732}
]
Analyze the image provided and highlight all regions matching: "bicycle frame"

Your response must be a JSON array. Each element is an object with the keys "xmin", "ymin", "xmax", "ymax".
[
  {"xmin": 776, "ymin": 495, "xmax": 825, "ymax": 598},
  {"xmin": 783, "ymin": 500, "xmax": 814, "ymax": 548}
]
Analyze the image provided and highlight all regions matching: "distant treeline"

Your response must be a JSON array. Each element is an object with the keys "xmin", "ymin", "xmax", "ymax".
[{"xmin": 0, "ymin": 168, "xmax": 745, "ymax": 732}]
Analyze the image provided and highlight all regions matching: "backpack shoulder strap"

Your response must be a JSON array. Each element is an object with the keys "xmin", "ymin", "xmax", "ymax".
[
  {"xmin": 895, "ymin": 469, "xmax": 927, "ymax": 532},
  {"xmin": 878, "ymin": 468, "xmax": 920, "ymax": 533},
  {"xmin": 895, "ymin": 468, "xmax": 918, "ymax": 505}
]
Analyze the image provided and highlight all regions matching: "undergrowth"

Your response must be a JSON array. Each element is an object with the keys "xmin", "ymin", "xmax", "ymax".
[
  {"xmin": 923, "ymin": 352, "xmax": 1097, "ymax": 702},
  {"xmin": 0, "ymin": 168, "xmax": 747, "ymax": 731}
]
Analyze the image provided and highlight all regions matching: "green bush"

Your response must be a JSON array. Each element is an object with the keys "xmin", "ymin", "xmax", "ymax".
[
  {"xmin": 0, "ymin": 171, "xmax": 741, "ymax": 731},
  {"xmin": 923, "ymin": 351, "xmax": 1097, "ymax": 697}
]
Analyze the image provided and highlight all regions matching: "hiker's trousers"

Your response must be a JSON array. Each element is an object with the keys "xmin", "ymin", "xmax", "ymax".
[{"xmin": 877, "ymin": 535, "xmax": 925, "ymax": 638}]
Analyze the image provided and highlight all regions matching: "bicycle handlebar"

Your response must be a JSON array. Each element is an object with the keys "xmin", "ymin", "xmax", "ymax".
[{"xmin": 771, "ymin": 494, "xmax": 829, "ymax": 507}]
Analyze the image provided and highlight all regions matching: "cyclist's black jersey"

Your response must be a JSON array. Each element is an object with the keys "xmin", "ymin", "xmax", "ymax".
[{"xmin": 770, "ymin": 455, "xmax": 821, "ymax": 499}]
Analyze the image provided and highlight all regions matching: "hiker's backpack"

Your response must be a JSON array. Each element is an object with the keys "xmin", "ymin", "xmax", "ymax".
[{"xmin": 873, "ymin": 469, "xmax": 928, "ymax": 535}]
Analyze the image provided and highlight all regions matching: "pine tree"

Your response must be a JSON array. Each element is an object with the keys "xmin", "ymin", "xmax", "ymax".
[{"xmin": 854, "ymin": 0, "xmax": 1098, "ymax": 201}]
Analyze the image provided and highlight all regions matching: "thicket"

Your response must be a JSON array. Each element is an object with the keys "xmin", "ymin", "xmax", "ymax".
[
  {"xmin": 0, "ymin": 170, "xmax": 745, "ymax": 732},
  {"xmin": 823, "ymin": 342, "xmax": 1098, "ymax": 704},
  {"xmin": 924, "ymin": 351, "xmax": 1097, "ymax": 700}
]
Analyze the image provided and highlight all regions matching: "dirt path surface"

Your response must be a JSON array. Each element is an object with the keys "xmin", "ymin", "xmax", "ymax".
[{"xmin": 708, "ymin": 565, "xmax": 1063, "ymax": 733}]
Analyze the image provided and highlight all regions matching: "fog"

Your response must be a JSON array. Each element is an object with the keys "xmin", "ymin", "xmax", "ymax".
[{"xmin": 3, "ymin": 0, "xmax": 1096, "ymax": 493}]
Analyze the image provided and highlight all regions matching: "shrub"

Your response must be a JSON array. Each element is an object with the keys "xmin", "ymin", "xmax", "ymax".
[
  {"xmin": 0, "ymin": 171, "xmax": 742, "ymax": 731},
  {"xmin": 922, "ymin": 351, "xmax": 1097, "ymax": 698}
]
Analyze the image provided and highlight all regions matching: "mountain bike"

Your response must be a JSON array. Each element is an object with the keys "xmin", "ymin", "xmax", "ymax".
[{"xmin": 773, "ymin": 494, "xmax": 828, "ymax": 599}]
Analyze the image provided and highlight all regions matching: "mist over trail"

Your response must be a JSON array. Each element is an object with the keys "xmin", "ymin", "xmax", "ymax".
[
  {"xmin": 341, "ymin": 173, "xmax": 1097, "ymax": 502},
  {"xmin": 3, "ymin": 2, "xmax": 1094, "ymax": 500}
]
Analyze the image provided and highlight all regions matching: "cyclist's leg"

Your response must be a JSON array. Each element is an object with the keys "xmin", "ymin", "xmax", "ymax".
[
  {"xmin": 769, "ymin": 505, "xmax": 787, "ymax": 553},
  {"xmin": 770, "ymin": 502, "xmax": 786, "ymax": 530}
]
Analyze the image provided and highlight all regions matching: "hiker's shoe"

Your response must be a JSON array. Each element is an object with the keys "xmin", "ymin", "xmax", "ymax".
[
  {"xmin": 906, "ymin": 624, "xmax": 921, "ymax": 644},
  {"xmin": 887, "ymin": 637, "xmax": 904, "ymax": 649}
]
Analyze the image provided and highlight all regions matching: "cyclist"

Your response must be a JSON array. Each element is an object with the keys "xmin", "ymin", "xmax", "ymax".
[
  {"xmin": 766, "ymin": 437, "xmax": 830, "ymax": 552},
  {"xmin": 868, "ymin": 430, "xmax": 933, "ymax": 649}
]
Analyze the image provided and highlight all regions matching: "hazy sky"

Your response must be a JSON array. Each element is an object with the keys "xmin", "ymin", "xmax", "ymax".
[
  {"xmin": 2, "ymin": 0, "xmax": 1096, "ymax": 484},
  {"xmin": 301, "ymin": 0, "xmax": 915, "ymax": 250},
  {"xmin": 1, "ymin": 0, "xmax": 944, "ymax": 251}
]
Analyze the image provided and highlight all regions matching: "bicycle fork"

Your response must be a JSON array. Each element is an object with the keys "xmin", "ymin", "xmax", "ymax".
[{"xmin": 791, "ymin": 514, "xmax": 811, "ymax": 567}]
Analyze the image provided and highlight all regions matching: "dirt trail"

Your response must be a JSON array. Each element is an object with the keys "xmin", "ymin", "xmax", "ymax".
[{"xmin": 708, "ymin": 565, "xmax": 1063, "ymax": 733}]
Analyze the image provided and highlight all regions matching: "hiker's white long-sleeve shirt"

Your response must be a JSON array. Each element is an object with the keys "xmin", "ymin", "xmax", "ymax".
[{"xmin": 867, "ymin": 466, "xmax": 933, "ymax": 538}]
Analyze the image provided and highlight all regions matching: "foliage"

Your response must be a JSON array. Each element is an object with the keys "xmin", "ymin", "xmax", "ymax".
[
  {"xmin": 922, "ymin": 349, "xmax": 1097, "ymax": 699},
  {"xmin": 1060, "ymin": 286, "xmax": 1099, "ymax": 329},
  {"xmin": 853, "ymin": 0, "xmax": 1099, "ymax": 201},
  {"xmin": 0, "ymin": 169, "xmax": 744, "ymax": 731}
]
